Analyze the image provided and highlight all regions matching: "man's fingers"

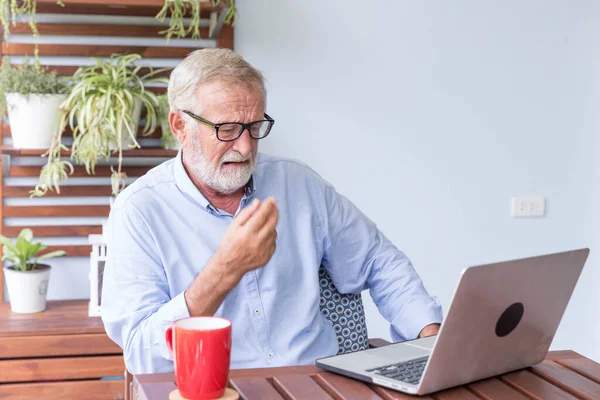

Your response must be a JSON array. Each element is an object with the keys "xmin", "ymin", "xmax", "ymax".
[
  {"xmin": 235, "ymin": 198, "xmax": 261, "ymax": 226},
  {"xmin": 258, "ymin": 205, "xmax": 278, "ymax": 238},
  {"xmin": 247, "ymin": 197, "xmax": 278, "ymax": 229}
]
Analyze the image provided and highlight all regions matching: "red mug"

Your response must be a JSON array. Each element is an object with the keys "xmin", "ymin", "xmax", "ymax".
[{"xmin": 166, "ymin": 316, "xmax": 232, "ymax": 400}]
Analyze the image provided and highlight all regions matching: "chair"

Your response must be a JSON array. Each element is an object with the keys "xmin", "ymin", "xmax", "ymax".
[
  {"xmin": 317, "ymin": 265, "xmax": 369, "ymax": 354},
  {"xmin": 124, "ymin": 265, "xmax": 388, "ymax": 399}
]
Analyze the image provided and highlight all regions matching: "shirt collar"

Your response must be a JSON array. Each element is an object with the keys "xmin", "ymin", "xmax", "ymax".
[{"xmin": 173, "ymin": 149, "xmax": 257, "ymax": 213}]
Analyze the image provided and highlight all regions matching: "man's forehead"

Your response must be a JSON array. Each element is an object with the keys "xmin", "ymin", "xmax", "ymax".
[{"xmin": 195, "ymin": 79, "xmax": 263, "ymax": 99}]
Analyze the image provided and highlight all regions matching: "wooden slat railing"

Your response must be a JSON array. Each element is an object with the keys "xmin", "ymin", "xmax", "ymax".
[
  {"xmin": 8, "ymin": 165, "xmax": 155, "ymax": 178},
  {"xmin": 3, "ymin": 186, "xmax": 114, "ymax": 198},
  {"xmin": 3, "ymin": 44, "xmax": 198, "ymax": 58},
  {"xmin": 7, "ymin": 22, "xmax": 210, "ymax": 38},
  {"xmin": 4, "ymin": 205, "xmax": 111, "ymax": 218},
  {"xmin": 3, "ymin": 225, "xmax": 102, "ymax": 237}
]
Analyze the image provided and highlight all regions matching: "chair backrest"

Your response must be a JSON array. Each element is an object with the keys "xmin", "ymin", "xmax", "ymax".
[{"xmin": 318, "ymin": 265, "xmax": 368, "ymax": 354}]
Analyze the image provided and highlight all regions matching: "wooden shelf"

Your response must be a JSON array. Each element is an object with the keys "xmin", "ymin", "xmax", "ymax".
[
  {"xmin": 35, "ymin": 0, "xmax": 228, "ymax": 17},
  {"xmin": 3, "ymin": 125, "xmax": 165, "ymax": 139},
  {"xmin": 1, "ymin": 146, "xmax": 178, "ymax": 158},
  {"xmin": 36, "ymin": 0, "xmax": 223, "ymax": 10}
]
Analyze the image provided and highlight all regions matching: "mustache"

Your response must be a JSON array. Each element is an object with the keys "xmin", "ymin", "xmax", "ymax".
[{"xmin": 220, "ymin": 151, "xmax": 253, "ymax": 164}]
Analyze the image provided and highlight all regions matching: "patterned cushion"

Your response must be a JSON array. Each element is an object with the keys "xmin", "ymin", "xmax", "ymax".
[{"xmin": 318, "ymin": 265, "xmax": 369, "ymax": 354}]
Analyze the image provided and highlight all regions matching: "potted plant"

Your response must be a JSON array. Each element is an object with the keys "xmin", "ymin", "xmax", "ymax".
[
  {"xmin": 157, "ymin": 94, "xmax": 180, "ymax": 150},
  {"xmin": 30, "ymin": 53, "xmax": 168, "ymax": 198},
  {"xmin": 0, "ymin": 228, "xmax": 66, "ymax": 313},
  {"xmin": 0, "ymin": 57, "xmax": 68, "ymax": 149}
]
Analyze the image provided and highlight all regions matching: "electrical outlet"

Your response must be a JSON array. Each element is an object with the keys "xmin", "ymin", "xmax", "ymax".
[{"xmin": 511, "ymin": 196, "xmax": 545, "ymax": 217}]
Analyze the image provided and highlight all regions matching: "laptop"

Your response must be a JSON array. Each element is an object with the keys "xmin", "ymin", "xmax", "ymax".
[{"xmin": 316, "ymin": 248, "xmax": 589, "ymax": 395}]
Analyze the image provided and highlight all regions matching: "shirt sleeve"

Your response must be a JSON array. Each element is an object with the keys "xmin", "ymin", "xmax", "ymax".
[
  {"xmin": 101, "ymin": 203, "xmax": 190, "ymax": 374},
  {"xmin": 309, "ymin": 171, "xmax": 443, "ymax": 342}
]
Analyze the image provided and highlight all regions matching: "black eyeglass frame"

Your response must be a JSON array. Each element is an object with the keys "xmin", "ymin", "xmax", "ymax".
[{"xmin": 180, "ymin": 109, "xmax": 275, "ymax": 142}]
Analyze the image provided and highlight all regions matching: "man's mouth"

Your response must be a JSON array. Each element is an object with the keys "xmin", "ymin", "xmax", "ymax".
[{"xmin": 222, "ymin": 161, "xmax": 248, "ymax": 166}]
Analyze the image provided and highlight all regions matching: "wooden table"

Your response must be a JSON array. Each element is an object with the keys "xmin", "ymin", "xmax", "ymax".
[
  {"xmin": 133, "ymin": 350, "xmax": 600, "ymax": 399},
  {"xmin": 0, "ymin": 299, "xmax": 125, "ymax": 399}
]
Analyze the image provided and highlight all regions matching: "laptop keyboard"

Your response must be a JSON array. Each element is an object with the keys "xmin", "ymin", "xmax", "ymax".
[{"xmin": 366, "ymin": 356, "xmax": 429, "ymax": 385}]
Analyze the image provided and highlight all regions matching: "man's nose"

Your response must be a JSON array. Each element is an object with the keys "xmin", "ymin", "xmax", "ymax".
[{"xmin": 232, "ymin": 128, "xmax": 254, "ymax": 156}]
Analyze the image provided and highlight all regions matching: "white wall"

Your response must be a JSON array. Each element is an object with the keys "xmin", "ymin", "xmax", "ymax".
[{"xmin": 235, "ymin": 0, "xmax": 600, "ymax": 361}]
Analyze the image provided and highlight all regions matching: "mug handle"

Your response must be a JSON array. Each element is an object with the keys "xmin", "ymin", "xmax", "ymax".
[{"xmin": 165, "ymin": 326, "xmax": 174, "ymax": 356}]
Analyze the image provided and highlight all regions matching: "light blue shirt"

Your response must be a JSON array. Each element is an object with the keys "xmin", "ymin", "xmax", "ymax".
[{"xmin": 101, "ymin": 151, "xmax": 443, "ymax": 374}]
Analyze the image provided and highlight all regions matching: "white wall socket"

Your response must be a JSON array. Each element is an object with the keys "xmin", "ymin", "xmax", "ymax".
[{"xmin": 511, "ymin": 196, "xmax": 545, "ymax": 217}]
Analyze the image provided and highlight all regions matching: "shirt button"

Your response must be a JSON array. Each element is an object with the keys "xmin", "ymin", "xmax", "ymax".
[
  {"xmin": 267, "ymin": 353, "xmax": 273, "ymax": 358},
  {"xmin": 254, "ymin": 309, "xmax": 261, "ymax": 315}
]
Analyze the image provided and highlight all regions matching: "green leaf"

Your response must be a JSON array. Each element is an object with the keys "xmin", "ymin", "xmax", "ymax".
[
  {"xmin": 0, "ymin": 235, "xmax": 17, "ymax": 253},
  {"xmin": 17, "ymin": 228, "xmax": 33, "ymax": 242},
  {"xmin": 37, "ymin": 250, "xmax": 66, "ymax": 262},
  {"xmin": 16, "ymin": 235, "xmax": 32, "ymax": 256}
]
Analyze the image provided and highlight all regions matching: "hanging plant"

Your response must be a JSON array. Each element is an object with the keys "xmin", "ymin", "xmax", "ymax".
[
  {"xmin": 0, "ymin": 0, "xmax": 65, "ymax": 64},
  {"xmin": 0, "ymin": 0, "xmax": 39, "ymax": 41},
  {"xmin": 30, "ymin": 53, "xmax": 168, "ymax": 198},
  {"xmin": 156, "ymin": 0, "xmax": 237, "ymax": 40}
]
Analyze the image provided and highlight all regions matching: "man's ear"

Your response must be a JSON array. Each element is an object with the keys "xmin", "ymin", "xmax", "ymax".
[{"xmin": 169, "ymin": 110, "xmax": 188, "ymax": 145}]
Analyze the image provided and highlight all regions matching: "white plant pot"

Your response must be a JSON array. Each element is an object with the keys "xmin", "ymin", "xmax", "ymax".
[
  {"xmin": 3, "ymin": 265, "xmax": 51, "ymax": 313},
  {"xmin": 109, "ymin": 98, "xmax": 143, "ymax": 151},
  {"xmin": 5, "ymin": 93, "xmax": 66, "ymax": 149}
]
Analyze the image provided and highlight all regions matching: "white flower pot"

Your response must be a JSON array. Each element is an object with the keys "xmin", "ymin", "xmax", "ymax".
[
  {"xmin": 5, "ymin": 93, "xmax": 66, "ymax": 149},
  {"xmin": 3, "ymin": 264, "xmax": 51, "ymax": 313},
  {"xmin": 109, "ymin": 98, "xmax": 142, "ymax": 151}
]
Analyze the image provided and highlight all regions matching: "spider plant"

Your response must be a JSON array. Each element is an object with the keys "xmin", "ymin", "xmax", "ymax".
[
  {"xmin": 156, "ymin": 0, "xmax": 237, "ymax": 40},
  {"xmin": 30, "ymin": 53, "xmax": 168, "ymax": 198}
]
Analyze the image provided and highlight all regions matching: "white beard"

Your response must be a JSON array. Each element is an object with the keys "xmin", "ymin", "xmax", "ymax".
[{"xmin": 187, "ymin": 140, "xmax": 256, "ymax": 195}]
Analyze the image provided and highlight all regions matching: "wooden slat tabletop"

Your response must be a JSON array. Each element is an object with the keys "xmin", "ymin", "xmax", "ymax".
[
  {"xmin": 134, "ymin": 351, "xmax": 600, "ymax": 400},
  {"xmin": 0, "ymin": 300, "xmax": 106, "ymax": 337}
]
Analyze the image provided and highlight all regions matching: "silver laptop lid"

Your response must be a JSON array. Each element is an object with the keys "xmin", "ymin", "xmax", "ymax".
[{"xmin": 418, "ymin": 248, "xmax": 589, "ymax": 395}]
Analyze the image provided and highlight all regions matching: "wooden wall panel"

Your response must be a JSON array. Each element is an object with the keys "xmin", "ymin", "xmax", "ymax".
[
  {"xmin": 4, "ymin": 205, "xmax": 110, "ymax": 217},
  {"xmin": 3, "ymin": 186, "xmax": 114, "ymax": 198},
  {"xmin": 3, "ymin": 225, "xmax": 102, "ymax": 237},
  {"xmin": 8, "ymin": 22, "xmax": 210, "ymax": 39},
  {"xmin": 8, "ymin": 165, "xmax": 154, "ymax": 178},
  {"xmin": 0, "ymin": 0, "xmax": 234, "ymax": 304},
  {"xmin": 2, "ymin": 124, "xmax": 166, "ymax": 139},
  {"xmin": 41, "ymin": 245, "xmax": 92, "ymax": 257},
  {"xmin": 3, "ymin": 43, "xmax": 198, "ymax": 58}
]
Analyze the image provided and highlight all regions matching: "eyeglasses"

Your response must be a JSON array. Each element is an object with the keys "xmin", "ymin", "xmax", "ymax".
[{"xmin": 181, "ymin": 109, "xmax": 275, "ymax": 142}]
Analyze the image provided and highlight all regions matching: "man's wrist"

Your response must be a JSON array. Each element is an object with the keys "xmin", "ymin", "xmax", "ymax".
[
  {"xmin": 418, "ymin": 323, "xmax": 441, "ymax": 338},
  {"xmin": 206, "ymin": 255, "xmax": 242, "ymax": 293}
]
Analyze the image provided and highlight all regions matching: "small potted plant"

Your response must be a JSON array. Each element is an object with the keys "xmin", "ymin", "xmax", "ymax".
[
  {"xmin": 0, "ymin": 57, "xmax": 68, "ymax": 149},
  {"xmin": 30, "ymin": 53, "xmax": 167, "ymax": 198},
  {"xmin": 0, "ymin": 228, "xmax": 66, "ymax": 313},
  {"xmin": 157, "ymin": 94, "xmax": 180, "ymax": 150}
]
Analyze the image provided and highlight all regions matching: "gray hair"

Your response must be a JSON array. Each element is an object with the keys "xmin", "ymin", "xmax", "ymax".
[{"xmin": 168, "ymin": 48, "xmax": 266, "ymax": 113}]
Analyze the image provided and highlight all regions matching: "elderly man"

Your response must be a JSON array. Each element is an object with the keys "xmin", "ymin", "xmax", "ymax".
[{"xmin": 101, "ymin": 48, "xmax": 442, "ymax": 374}]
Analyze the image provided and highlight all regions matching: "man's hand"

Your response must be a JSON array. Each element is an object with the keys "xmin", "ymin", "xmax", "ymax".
[
  {"xmin": 185, "ymin": 197, "xmax": 279, "ymax": 317},
  {"xmin": 418, "ymin": 323, "xmax": 440, "ymax": 338},
  {"xmin": 213, "ymin": 197, "xmax": 279, "ymax": 282}
]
